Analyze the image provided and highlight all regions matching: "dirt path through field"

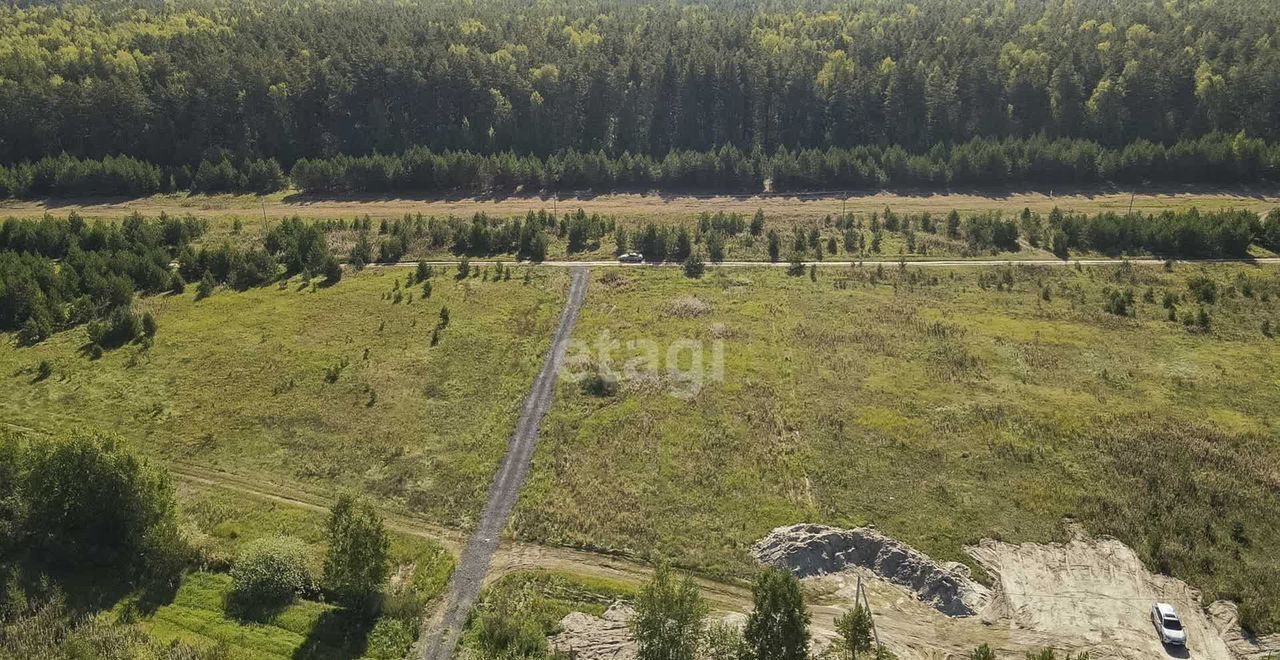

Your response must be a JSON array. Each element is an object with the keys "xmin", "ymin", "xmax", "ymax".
[{"xmin": 420, "ymin": 266, "xmax": 589, "ymax": 660}]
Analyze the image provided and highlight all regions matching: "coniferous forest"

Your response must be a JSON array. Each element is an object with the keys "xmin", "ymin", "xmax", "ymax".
[{"xmin": 2, "ymin": 0, "xmax": 1280, "ymax": 195}]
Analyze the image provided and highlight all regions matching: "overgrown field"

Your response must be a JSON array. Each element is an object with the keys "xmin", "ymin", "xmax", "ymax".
[
  {"xmin": 514, "ymin": 263, "xmax": 1280, "ymax": 633},
  {"xmin": 0, "ymin": 265, "xmax": 567, "ymax": 529}
]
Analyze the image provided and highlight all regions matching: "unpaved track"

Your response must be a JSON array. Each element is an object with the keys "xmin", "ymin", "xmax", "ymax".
[
  {"xmin": 4, "ymin": 187, "xmax": 1278, "ymax": 221},
  {"xmin": 380, "ymin": 257, "xmax": 1280, "ymax": 269},
  {"xmin": 420, "ymin": 266, "xmax": 589, "ymax": 660}
]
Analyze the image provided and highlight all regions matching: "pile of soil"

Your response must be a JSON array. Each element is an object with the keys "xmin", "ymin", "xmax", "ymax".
[{"xmin": 751, "ymin": 523, "xmax": 991, "ymax": 617}]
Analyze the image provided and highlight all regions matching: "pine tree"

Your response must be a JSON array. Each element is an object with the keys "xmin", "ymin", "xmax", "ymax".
[{"xmin": 744, "ymin": 568, "xmax": 809, "ymax": 660}]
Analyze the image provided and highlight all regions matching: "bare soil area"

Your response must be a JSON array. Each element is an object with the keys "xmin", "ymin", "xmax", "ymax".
[{"xmin": 968, "ymin": 535, "xmax": 1232, "ymax": 660}]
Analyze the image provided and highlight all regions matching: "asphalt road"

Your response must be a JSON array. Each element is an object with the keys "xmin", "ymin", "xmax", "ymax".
[{"xmin": 419, "ymin": 266, "xmax": 590, "ymax": 660}]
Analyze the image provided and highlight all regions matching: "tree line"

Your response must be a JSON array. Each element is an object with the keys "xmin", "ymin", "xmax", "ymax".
[
  {"xmin": 1, "ymin": 213, "xmax": 342, "ymax": 350},
  {"xmin": 2, "ymin": 0, "xmax": 1279, "ymax": 169},
  {"xmin": 4, "ymin": 135, "xmax": 1279, "ymax": 198}
]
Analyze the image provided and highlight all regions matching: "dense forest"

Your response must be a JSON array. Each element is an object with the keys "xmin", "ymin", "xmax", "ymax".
[{"xmin": 1, "ymin": 0, "xmax": 1280, "ymax": 195}]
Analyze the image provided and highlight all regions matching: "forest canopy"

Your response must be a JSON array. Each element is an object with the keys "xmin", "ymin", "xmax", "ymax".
[{"xmin": 1, "ymin": 0, "xmax": 1280, "ymax": 194}]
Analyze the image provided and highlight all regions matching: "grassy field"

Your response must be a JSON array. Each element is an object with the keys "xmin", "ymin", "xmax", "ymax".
[
  {"xmin": 0, "ymin": 265, "xmax": 568, "ymax": 530},
  {"xmin": 513, "ymin": 263, "xmax": 1280, "ymax": 632},
  {"xmin": 137, "ymin": 483, "xmax": 453, "ymax": 659}
]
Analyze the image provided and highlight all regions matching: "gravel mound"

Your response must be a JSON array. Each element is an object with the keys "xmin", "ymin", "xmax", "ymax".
[{"xmin": 751, "ymin": 523, "xmax": 991, "ymax": 617}]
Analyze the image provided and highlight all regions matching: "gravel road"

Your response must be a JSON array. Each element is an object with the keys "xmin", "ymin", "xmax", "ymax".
[{"xmin": 420, "ymin": 266, "xmax": 589, "ymax": 660}]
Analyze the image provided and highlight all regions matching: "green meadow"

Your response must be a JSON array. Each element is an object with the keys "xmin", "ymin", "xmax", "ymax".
[
  {"xmin": 515, "ymin": 263, "xmax": 1280, "ymax": 632},
  {"xmin": 0, "ymin": 265, "xmax": 567, "ymax": 529}
]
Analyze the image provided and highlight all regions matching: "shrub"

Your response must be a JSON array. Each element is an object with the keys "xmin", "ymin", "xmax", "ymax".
[
  {"xmin": 702, "ymin": 621, "xmax": 748, "ymax": 660},
  {"xmin": 835, "ymin": 604, "xmax": 874, "ymax": 659},
  {"xmin": 970, "ymin": 644, "xmax": 996, "ymax": 660},
  {"xmin": 683, "ymin": 252, "xmax": 705, "ymax": 278},
  {"xmin": 17, "ymin": 314, "xmax": 51, "ymax": 346},
  {"xmin": 196, "ymin": 272, "xmax": 216, "ymax": 300},
  {"xmin": 323, "ymin": 255, "xmax": 343, "ymax": 284},
  {"xmin": 474, "ymin": 607, "xmax": 546, "ymax": 658},
  {"xmin": 86, "ymin": 305, "xmax": 143, "ymax": 348},
  {"xmin": 365, "ymin": 617, "xmax": 417, "ymax": 659},
  {"xmin": 141, "ymin": 312, "xmax": 158, "ymax": 338},
  {"xmin": 1188, "ymin": 275, "xmax": 1218, "ymax": 304},
  {"xmin": 581, "ymin": 372, "xmax": 618, "ymax": 397},
  {"xmin": 230, "ymin": 536, "xmax": 312, "ymax": 613}
]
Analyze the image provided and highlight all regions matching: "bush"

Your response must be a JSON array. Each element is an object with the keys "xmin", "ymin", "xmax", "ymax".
[
  {"xmin": 474, "ymin": 607, "xmax": 546, "ymax": 658},
  {"xmin": 141, "ymin": 312, "xmax": 158, "ymax": 338},
  {"xmin": 365, "ymin": 617, "xmax": 417, "ymax": 659},
  {"xmin": 1188, "ymin": 275, "xmax": 1218, "ymax": 304},
  {"xmin": 323, "ymin": 255, "xmax": 343, "ymax": 284},
  {"xmin": 682, "ymin": 251, "xmax": 705, "ymax": 278},
  {"xmin": 835, "ymin": 604, "xmax": 874, "ymax": 659},
  {"xmin": 86, "ymin": 305, "xmax": 143, "ymax": 348},
  {"xmin": 196, "ymin": 272, "xmax": 216, "ymax": 300},
  {"xmin": 970, "ymin": 644, "xmax": 996, "ymax": 660},
  {"xmin": 581, "ymin": 372, "xmax": 618, "ymax": 397},
  {"xmin": 230, "ymin": 536, "xmax": 312, "ymax": 614},
  {"xmin": 702, "ymin": 621, "xmax": 748, "ymax": 660}
]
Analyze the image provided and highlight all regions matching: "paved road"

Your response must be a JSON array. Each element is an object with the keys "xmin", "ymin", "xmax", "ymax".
[
  {"xmin": 420, "ymin": 266, "xmax": 590, "ymax": 660},
  {"xmin": 381, "ymin": 256, "xmax": 1280, "ymax": 269}
]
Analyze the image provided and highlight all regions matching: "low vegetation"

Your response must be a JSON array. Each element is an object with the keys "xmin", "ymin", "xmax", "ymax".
[
  {"xmin": 517, "ymin": 263, "xmax": 1280, "ymax": 633},
  {"xmin": 0, "ymin": 265, "xmax": 567, "ymax": 529}
]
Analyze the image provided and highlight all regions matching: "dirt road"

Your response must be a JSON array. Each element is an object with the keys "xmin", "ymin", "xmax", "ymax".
[
  {"xmin": 420, "ymin": 266, "xmax": 589, "ymax": 660},
  {"xmin": 4, "ymin": 188, "xmax": 1277, "ymax": 222},
  {"xmin": 384, "ymin": 257, "xmax": 1280, "ymax": 269}
]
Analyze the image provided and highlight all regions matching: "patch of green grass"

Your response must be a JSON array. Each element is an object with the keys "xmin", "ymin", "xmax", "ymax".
[
  {"xmin": 141, "ymin": 572, "xmax": 352, "ymax": 659},
  {"xmin": 515, "ymin": 263, "xmax": 1280, "ymax": 632},
  {"xmin": 0, "ymin": 266, "xmax": 567, "ymax": 529}
]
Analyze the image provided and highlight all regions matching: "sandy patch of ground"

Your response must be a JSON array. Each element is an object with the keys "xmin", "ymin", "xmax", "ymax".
[
  {"xmin": 967, "ymin": 535, "xmax": 1232, "ymax": 660},
  {"xmin": 1206, "ymin": 601, "xmax": 1280, "ymax": 660}
]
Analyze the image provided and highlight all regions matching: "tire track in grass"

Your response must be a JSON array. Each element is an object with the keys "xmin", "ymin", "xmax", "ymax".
[{"xmin": 420, "ymin": 266, "xmax": 589, "ymax": 660}]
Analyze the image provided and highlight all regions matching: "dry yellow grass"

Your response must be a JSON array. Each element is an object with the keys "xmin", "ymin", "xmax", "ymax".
[{"xmin": 3, "ymin": 186, "xmax": 1277, "ymax": 229}]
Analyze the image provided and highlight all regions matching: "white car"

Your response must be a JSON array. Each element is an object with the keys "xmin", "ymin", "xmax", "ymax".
[
  {"xmin": 1151, "ymin": 602, "xmax": 1187, "ymax": 646},
  {"xmin": 617, "ymin": 252, "xmax": 644, "ymax": 263}
]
